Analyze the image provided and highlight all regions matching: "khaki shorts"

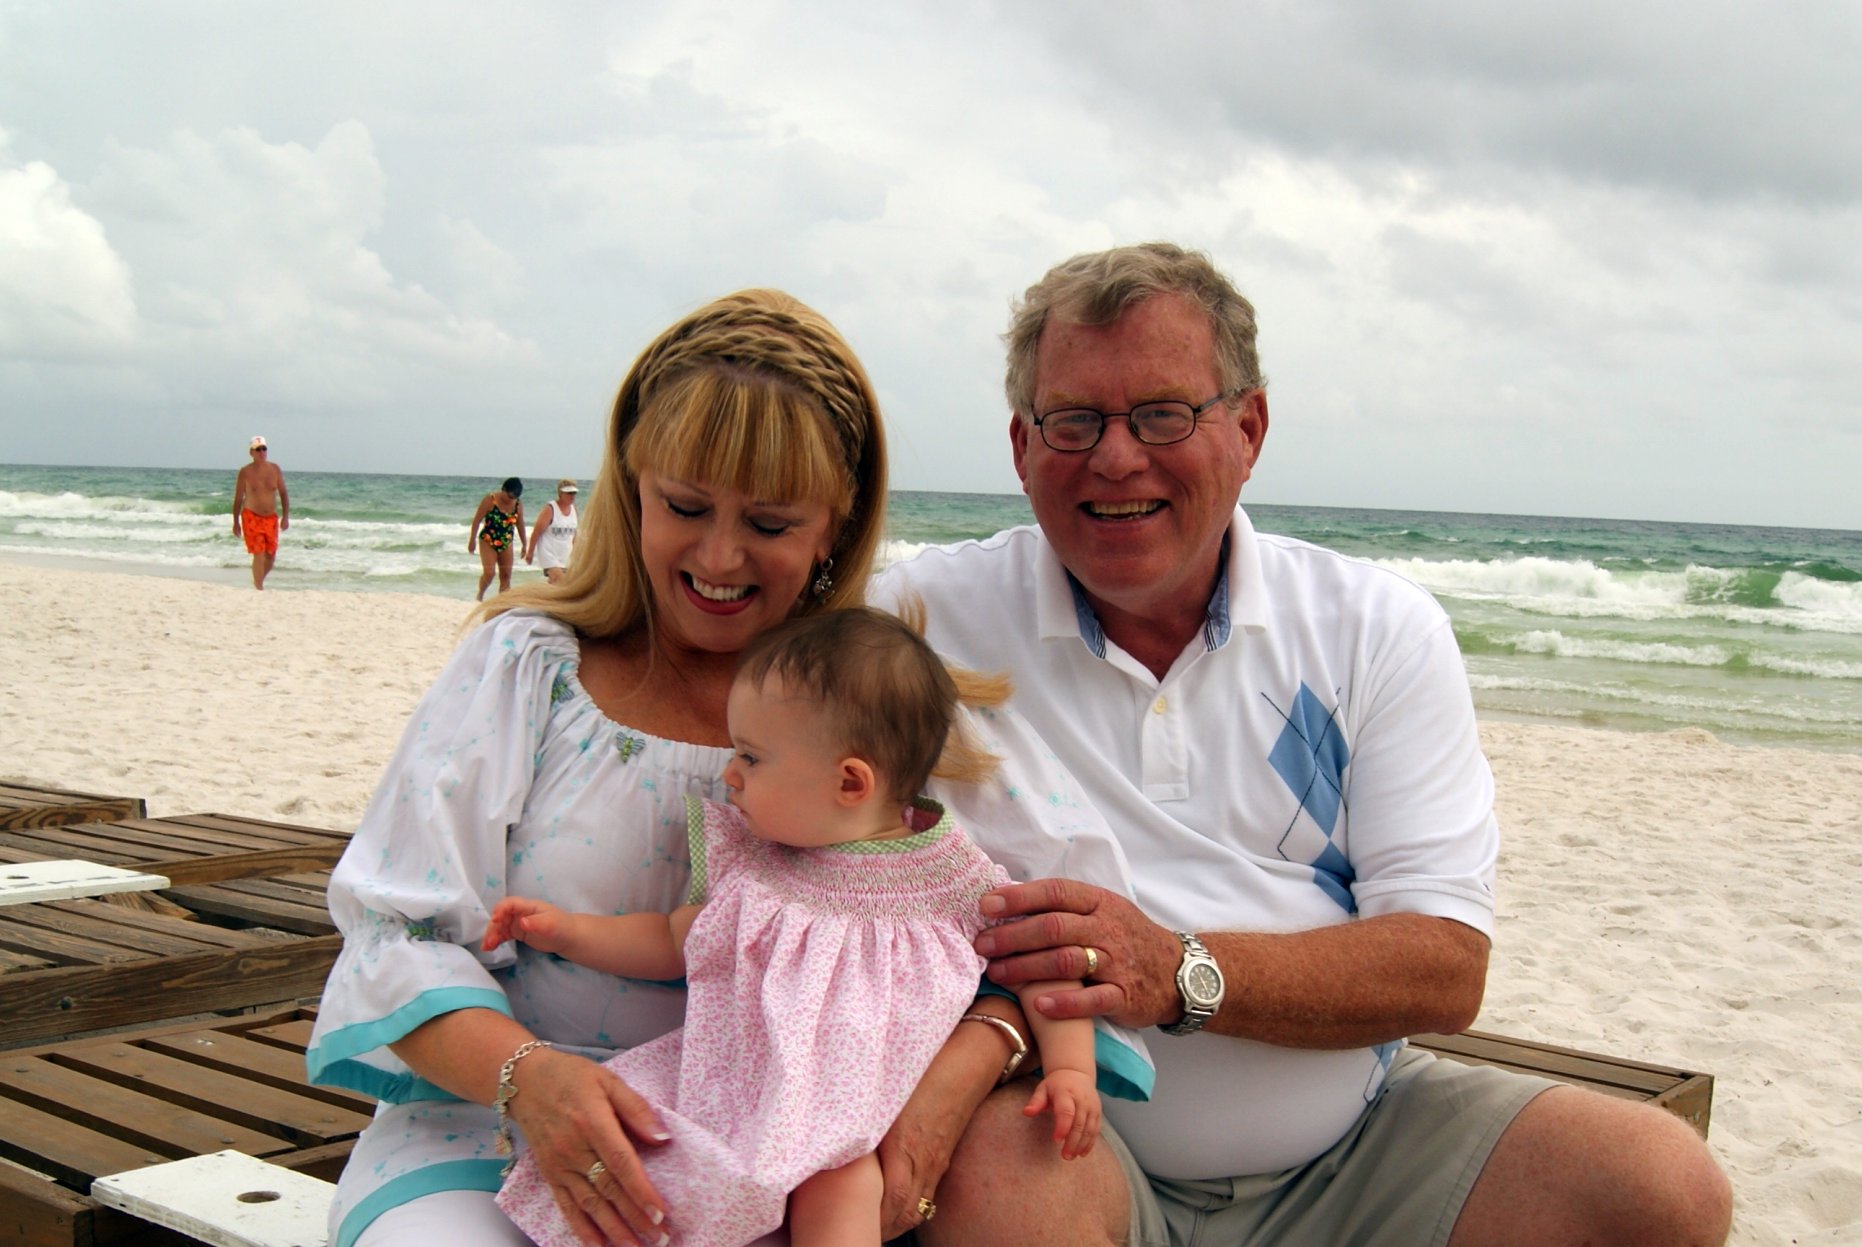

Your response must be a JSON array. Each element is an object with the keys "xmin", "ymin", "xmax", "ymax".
[{"xmin": 1112, "ymin": 1047, "xmax": 1555, "ymax": 1247}]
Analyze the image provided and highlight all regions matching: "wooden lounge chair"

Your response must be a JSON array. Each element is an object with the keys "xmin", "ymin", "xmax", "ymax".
[
  {"xmin": 0, "ymin": 813, "xmax": 350, "ymax": 1049},
  {"xmin": 0, "ymin": 1003, "xmax": 1713, "ymax": 1247}
]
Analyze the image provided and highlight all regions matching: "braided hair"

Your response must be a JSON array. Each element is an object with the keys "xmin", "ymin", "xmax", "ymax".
[{"xmin": 480, "ymin": 289, "xmax": 887, "ymax": 640}]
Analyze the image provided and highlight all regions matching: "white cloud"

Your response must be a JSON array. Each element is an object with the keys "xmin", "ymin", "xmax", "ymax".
[
  {"xmin": 0, "ymin": 142, "xmax": 136, "ymax": 358},
  {"xmin": 86, "ymin": 120, "xmax": 536, "ymax": 395},
  {"xmin": 0, "ymin": 1, "xmax": 1855, "ymax": 525}
]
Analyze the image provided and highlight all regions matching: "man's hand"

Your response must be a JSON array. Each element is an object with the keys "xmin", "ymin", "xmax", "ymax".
[{"xmin": 977, "ymin": 879, "xmax": 1183, "ymax": 1029}]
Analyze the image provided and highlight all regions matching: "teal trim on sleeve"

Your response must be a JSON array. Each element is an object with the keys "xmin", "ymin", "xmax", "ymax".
[
  {"xmin": 312, "ymin": 1058, "xmax": 459, "ymax": 1106},
  {"xmin": 306, "ymin": 987, "xmax": 511, "ymax": 1096},
  {"xmin": 1093, "ymin": 1030, "xmax": 1155, "ymax": 1102},
  {"xmin": 974, "ymin": 978, "xmax": 1014, "ymax": 1002},
  {"xmin": 332, "ymin": 1159, "xmax": 506, "ymax": 1247}
]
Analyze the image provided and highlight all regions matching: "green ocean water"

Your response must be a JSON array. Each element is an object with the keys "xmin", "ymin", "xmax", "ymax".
[{"xmin": 4, "ymin": 463, "xmax": 1860, "ymax": 752}]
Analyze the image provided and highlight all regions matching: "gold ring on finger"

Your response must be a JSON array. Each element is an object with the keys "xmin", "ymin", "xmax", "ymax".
[
  {"xmin": 1082, "ymin": 946, "xmax": 1100, "ymax": 977},
  {"xmin": 917, "ymin": 1196, "xmax": 937, "ymax": 1222},
  {"xmin": 586, "ymin": 1160, "xmax": 607, "ymax": 1184}
]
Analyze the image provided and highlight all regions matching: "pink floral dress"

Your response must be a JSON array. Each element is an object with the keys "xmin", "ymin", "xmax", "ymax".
[{"xmin": 498, "ymin": 795, "xmax": 1010, "ymax": 1247}]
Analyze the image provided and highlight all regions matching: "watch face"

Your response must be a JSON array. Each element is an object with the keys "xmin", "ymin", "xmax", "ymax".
[{"xmin": 1185, "ymin": 961, "xmax": 1222, "ymax": 1004}]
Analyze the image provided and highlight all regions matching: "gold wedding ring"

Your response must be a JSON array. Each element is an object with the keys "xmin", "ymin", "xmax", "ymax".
[
  {"xmin": 586, "ymin": 1160, "xmax": 607, "ymax": 1184},
  {"xmin": 917, "ymin": 1196, "xmax": 937, "ymax": 1222},
  {"xmin": 1083, "ymin": 945, "xmax": 1100, "ymax": 977}
]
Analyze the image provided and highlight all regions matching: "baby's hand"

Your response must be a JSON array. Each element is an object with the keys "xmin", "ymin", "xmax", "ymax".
[
  {"xmin": 481, "ymin": 896, "xmax": 567, "ymax": 952},
  {"xmin": 1021, "ymin": 1067, "xmax": 1101, "ymax": 1160}
]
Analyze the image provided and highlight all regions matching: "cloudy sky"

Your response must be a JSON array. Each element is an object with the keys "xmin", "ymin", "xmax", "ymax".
[{"xmin": 2, "ymin": 2, "xmax": 1856, "ymax": 529}]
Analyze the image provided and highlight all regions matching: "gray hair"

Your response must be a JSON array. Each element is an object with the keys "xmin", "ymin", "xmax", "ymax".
[{"xmin": 1003, "ymin": 242, "xmax": 1265, "ymax": 415}]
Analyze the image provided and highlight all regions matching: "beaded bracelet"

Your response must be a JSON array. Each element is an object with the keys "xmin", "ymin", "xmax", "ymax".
[
  {"xmin": 960, "ymin": 1012, "xmax": 1028, "ymax": 1085},
  {"xmin": 493, "ymin": 1038, "xmax": 552, "ymax": 1170}
]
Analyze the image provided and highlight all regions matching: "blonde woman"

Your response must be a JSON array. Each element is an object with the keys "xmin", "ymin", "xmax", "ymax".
[{"xmin": 307, "ymin": 291, "xmax": 1144, "ymax": 1247}]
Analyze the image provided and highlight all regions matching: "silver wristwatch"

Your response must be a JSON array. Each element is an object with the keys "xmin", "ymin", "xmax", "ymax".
[{"xmin": 1159, "ymin": 930, "xmax": 1224, "ymax": 1035}]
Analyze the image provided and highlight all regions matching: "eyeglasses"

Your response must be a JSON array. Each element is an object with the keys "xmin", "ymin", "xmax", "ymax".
[{"xmin": 1031, "ymin": 393, "xmax": 1234, "ymax": 452}]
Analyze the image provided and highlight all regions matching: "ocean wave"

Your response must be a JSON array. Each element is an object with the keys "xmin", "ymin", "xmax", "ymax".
[
  {"xmin": 0, "ymin": 489, "xmax": 217, "ymax": 520},
  {"xmin": 1744, "ymin": 653, "xmax": 1862, "ymax": 680},
  {"xmin": 1506, "ymin": 630, "xmax": 1730, "ymax": 667},
  {"xmin": 13, "ymin": 519, "xmax": 219, "ymax": 543},
  {"xmin": 292, "ymin": 517, "xmax": 460, "ymax": 538},
  {"xmin": 1465, "ymin": 671, "xmax": 1857, "ymax": 728},
  {"xmin": 1385, "ymin": 555, "xmax": 1862, "ymax": 635},
  {"xmin": 1379, "ymin": 555, "xmax": 1682, "ymax": 605},
  {"xmin": 0, "ymin": 540, "xmax": 227, "ymax": 569},
  {"xmin": 1775, "ymin": 572, "xmax": 1862, "ymax": 620}
]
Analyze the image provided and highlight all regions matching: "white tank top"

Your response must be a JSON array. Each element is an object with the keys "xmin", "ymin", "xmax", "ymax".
[{"xmin": 534, "ymin": 501, "xmax": 577, "ymax": 568}]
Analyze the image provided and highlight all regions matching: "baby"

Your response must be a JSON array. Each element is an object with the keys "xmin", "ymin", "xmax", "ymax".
[{"xmin": 486, "ymin": 606, "xmax": 1102, "ymax": 1247}]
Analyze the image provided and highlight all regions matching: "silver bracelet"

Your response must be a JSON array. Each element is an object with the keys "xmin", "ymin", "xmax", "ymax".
[
  {"xmin": 960, "ymin": 1012, "xmax": 1028, "ymax": 1085},
  {"xmin": 493, "ymin": 1038, "xmax": 552, "ymax": 1170}
]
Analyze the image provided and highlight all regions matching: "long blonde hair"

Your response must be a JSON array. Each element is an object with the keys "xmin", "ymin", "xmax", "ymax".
[{"xmin": 478, "ymin": 289, "xmax": 887, "ymax": 638}]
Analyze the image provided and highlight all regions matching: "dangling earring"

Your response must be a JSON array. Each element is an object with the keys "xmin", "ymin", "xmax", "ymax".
[{"xmin": 811, "ymin": 556, "xmax": 835, "ymax": 601}]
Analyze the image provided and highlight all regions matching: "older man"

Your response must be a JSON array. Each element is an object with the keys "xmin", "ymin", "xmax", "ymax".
[
  {"xmin": 872, "ymin": 244, "xmax": 1729, "ymax": 1246},
  {"xmin": 232, "ymin": 435, "xmax": 289, "ymax": 590}
]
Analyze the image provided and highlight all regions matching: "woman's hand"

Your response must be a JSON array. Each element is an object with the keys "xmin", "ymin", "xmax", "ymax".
[
  {"xmin": 877, "ymin": 1072, "xmax": 971, "ymax": 1239},
  {"xmin": 509, "ymin": 1047, "xmax": 673, "ymax": 1247},
  {"xmin": 876, "ymin": 1002, "xmax": 1023, "ymax": 1238},
  {"xmin": 977, "ymin": 879, "xmax": 1182, "ymax": 1029}
]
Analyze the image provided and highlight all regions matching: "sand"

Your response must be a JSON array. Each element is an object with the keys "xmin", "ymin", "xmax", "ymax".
[{"xmin": 3, "ymin": 560, "xmax": 1857, "ymax": 1246}]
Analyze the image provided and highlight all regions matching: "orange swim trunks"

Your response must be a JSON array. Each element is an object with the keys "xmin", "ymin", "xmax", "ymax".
[{"xmin": 241, "ymin": 509, "xmax": 280, "ymax": 555}]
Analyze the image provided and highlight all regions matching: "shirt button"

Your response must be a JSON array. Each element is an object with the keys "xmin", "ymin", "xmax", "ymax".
[{"xmin": 1152, "ymin": 696, "xmax": 1168, "ymax": 715}]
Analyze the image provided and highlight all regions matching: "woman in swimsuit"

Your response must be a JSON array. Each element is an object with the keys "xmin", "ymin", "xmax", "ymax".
[{"xmin": 469, "ymin": 477, "xmax": 527, "ymax": 600}]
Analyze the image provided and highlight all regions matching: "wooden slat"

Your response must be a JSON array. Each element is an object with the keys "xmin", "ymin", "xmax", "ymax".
[
  {"xmin": 0, "ymin": 936, "xmax": 342, "ymax": 1048},
  {"xmin": 38, "ymin": 897, "xmax": 284, "ymax": 949},
  {"xmin": 0, "ymin": 1057, "xmax": 291, "ymax": 1158},
  {"xmin": 160, "ymin": 874, "xmax": 335, "ymax": 937},
  {"xmin": 1, "ymin": 901, "xmax": 238, "ymax": 957},
  {"xmin": 0, "ymin": 945, "xmax": 58, "ymax": 972},
  {"xmin": 0, "ymin": 785, "xmax": 146, "ymax": 832},
  {"xmin": 1414, "ymin": 1028, "xmax": 1715, "ymax": 1136},
  {"xmin": 143, "ymin": 1030, "xmax": 377, "ymax": 1113},
  {"xmin": 55, "ymin": 1042, "xmax": 373, "ymax": 1144},
  {"xmin": 0, "ymin": 813, "xmax": 350, "ymax": 888},
  {"xmin": 0, "ymin": 1006, "xmax": 354, "ymax": 1247},
  {"xmin": 0, "ymin": 1093, "xmax": 169, "ymax": 1188},
  {"xmin": 0, "ymin": 1158, "xmax": 92, "ymax": 1247},
  {"xmin": 0, "ymin": 919, "xmax": 150, "ymax": 966},
  {"xmin": 246, "ymin": 1017, "xmax": 317, "ymax": 1049}
]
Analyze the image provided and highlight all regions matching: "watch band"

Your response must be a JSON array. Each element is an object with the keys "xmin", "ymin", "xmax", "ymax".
[{"xmin": 1159, "ymin": 930, "xmax": 1223, "ymax": 1036}]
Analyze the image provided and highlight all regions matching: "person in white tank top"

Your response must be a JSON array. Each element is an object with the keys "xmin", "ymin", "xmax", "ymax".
[{"xmin": 527, "ymin": 478, "xmax": 580, "ymax": 582}]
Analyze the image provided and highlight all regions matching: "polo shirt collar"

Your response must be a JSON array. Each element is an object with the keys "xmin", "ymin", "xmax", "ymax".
[{"xmin": 1034, "ymin": 507, "xmax": 1269, "ymax": 659}]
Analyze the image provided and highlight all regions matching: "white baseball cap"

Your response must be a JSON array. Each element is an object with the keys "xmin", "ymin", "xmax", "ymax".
[{"xmin": 249, "ymin": 435, "xmax": 268, "ymax": 451}]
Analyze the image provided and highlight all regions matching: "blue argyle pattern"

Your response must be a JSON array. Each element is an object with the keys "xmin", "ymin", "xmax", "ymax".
[
  {"xmin": 1363, "ymin": 1040, "xmax": 1402, "ymax": 1102},
  {"xmin": 1266, "ymin": 682, "xmax": 1353, "ymax": 912}
]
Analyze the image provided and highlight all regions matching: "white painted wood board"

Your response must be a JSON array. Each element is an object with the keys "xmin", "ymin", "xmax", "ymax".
[{"xmin": 91, "ymin": 1149, "xmax": 334, "ymax": 1247}]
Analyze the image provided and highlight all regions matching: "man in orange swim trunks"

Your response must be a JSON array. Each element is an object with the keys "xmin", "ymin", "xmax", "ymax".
[{"xmin": 232, "ymin": 435, "xmax": 290, "ymax": 590}]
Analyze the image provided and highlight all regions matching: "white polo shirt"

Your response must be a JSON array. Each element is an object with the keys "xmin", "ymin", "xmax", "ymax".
[{"xmin": 872, "ymin": 507, "xmax": 1498, "ymax": 1178}]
